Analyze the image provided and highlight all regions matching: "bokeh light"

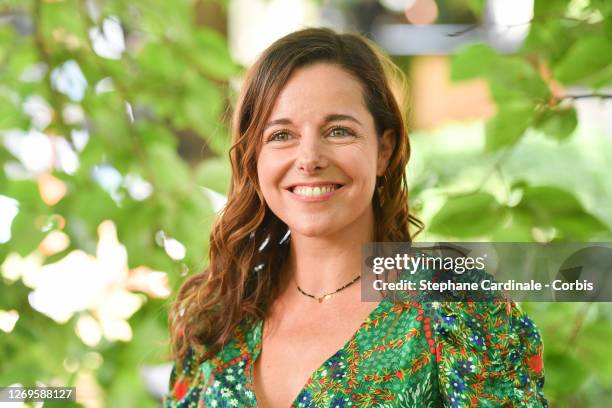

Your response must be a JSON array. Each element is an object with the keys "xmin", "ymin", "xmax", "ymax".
[{"xmin": 404, "ymin": 0, "xmax": 439, "ymax": 25}]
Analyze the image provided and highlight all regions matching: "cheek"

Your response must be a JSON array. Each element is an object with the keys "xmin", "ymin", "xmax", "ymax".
[
  {"xmin": 344, "ymin": 147, "xmax": 378, "ymax": 187},
  {"xmin": 357, "ymin": 169, "xmax": 378, "ymax": 200},
  {"xmin": 256, "ymin": 152, "xmax": 285, "ymax": 197}
]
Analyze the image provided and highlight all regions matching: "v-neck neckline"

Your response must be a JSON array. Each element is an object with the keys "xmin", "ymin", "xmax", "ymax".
[{"xmin": 248, "ymin": 296, "xmax": 391, "ymax": 407}]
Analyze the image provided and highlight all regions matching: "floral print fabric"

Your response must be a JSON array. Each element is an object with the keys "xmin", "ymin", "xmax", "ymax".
[{"xmin": 164, "ymin": 299, "xmax": 547, "ymax": 407}]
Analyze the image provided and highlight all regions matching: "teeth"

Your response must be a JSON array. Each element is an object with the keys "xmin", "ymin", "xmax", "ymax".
[{"xmin": 293, "ymin": 185, "xmax": 339, "ymax": 197}]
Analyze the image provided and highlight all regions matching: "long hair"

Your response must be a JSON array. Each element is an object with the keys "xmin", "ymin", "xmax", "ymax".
[{"xmin": 169, "ymin": 27, "xmax": 424, "ymax": 364}]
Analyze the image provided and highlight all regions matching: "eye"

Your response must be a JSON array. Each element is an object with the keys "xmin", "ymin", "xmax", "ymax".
[
  {"xmin": 267, "ymin": 131, "xmax": 293, "ymax": 143},
  {"xmin": 328, "ymin": 127, "xmax": 354, "ymax": 138}
]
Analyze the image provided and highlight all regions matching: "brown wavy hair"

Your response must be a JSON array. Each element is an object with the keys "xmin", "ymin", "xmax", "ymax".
[{"xmin": 169, "ymin": 27, "xmax": 423, "ymax": 364}]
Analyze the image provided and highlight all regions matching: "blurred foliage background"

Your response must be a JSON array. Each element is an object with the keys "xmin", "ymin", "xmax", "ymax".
[{"xmin": 0, "ymin": 0, "xmax": 611, "ymax": 406}]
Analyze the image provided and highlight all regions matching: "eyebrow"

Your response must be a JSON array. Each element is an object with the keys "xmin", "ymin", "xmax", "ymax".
[{"xmin": 264, "ymin": 113, "xmax": 362, "ymax": 130}]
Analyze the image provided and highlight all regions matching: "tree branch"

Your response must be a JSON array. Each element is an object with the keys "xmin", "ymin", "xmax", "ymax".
[{"xmin": 562, "ymin": 93, "xmax": 612, "ymax": 100}]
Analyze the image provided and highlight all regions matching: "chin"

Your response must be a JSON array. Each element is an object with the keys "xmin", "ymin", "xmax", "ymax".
[
  {"xmin": 292, "ymin": 225, "xmax": 332, "ymax": 238},
  {"xmin": 288, "ymin": 219, "xmax": 339, "ymax": 238}
]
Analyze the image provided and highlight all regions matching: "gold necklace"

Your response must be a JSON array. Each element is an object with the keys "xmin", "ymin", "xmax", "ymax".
[{"xmin": 296, "ymin": 274, "xmax": 361, "ymax": 303}]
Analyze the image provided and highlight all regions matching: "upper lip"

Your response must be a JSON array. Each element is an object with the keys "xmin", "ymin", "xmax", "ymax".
[{"xmin": 285, "ymin": 182, "xmax": 344, "ymax": 189}]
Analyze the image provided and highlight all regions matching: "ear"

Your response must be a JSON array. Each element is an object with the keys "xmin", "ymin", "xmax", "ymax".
[{"xmin": 376, "ymin": 129, "xmax": 395, "ymax": 176}]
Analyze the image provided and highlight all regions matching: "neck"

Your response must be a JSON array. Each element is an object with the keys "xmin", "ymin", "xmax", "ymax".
[{"xmin": 286, "ymin": 206, "xmax": 375, "ymax": 296}]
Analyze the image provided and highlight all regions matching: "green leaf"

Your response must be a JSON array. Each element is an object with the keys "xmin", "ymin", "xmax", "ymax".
[
  {"xmin": 66, "ymin": 183, "xmax": 120, "ymax": 241},
  {"xmin": 514, "ymin": 185, "xmax": 609, "ymax": 240},
  {"xmin": 583, "ymin": 62, "xmax": 612, "ymax": 89},
  {"xmin": 491, "ymin": 212, "xmax": 533, "ymax": 242},
  {"xmin": 39, "ymin": 0, "xmax": 87, "ymax": 42},
  {"xmin": 533, "ymin": 0, "xmax": 568, "ymax": 19},
  {"xmin": 159, "ymin": 191, "xmax": 213, "ymax": 270},
  {"xmin": 485, "ymin": 102, "xmax": 535, "ymax": 151},
  {"xmin": 451, "ymin": 43, "xmax": 498, "ymax": 81},
  {"xmin": 465, "ymin": 0, "xmax": 486, "ymax": 15},
  {"xmin": 487, "ymin": 59, "xmax": 550, "ymax": 103},
  {"xmin": 429, "ymin": 192, "xmax": 507, "ymax": 237},
  {"xmin": 452, "ymin": 44, "xmax": 549, "ymax": 103},
  {"xmin": 104, "ymin": 360, "xmax": 156, "ymax": 408},
  {"xmin": 1, "ymin": 37, "xmax": 39, "ymax": 86},
  {"xmin": 191, "ymin": 29, "xmax": 241, "ymax": 80},
  {"xmin": 521, "ymin": 19, "xmax": 575, "ymax": 67},
  {"xmin": 576, "ymin": 322, "xmax": 612, "ymax": 386},
  {"xmin": 137, "ymin": 123, "xmax": 177, "ymax": 150},
  {"xmin": 183, "ymin": 78, "xmax": 223, "ymax": 133},
  {"xmin": 534, "ymin": 107, "xmax": 578, "ymax": 141},
  {"xmin": 195, "ymin": 157, "xmax": 231, "ymax": 194},
  {"xmin": 145, "ymin": 143, "xmax": 191, "ymax": 196},
  {"xmin": 517, "ymin": 185, "xmax": 586, "ymax": 217},
  {"xmin": 9, "ymin": 210, "xmax": 47, "ymax": 255},
  {"xmin": 3, "ymin": 180, "xmax": 49, "ymax": 254},
  {"xmin": 117, "ymin": 201, "xmax": 175, "ymax": 273},
  {"xmin": 554, "ymin": 35, "xmax": 612, "ymax": 85},
  {"xmin": 87, "ymin": 94, "xmax": 134, "ymax": 153},
  {"xmin": 589, "ymin": 0, "xmax": 612, "ymax": 18},
  {"xmin": 177, "ymin": 192, "xmax": 213, "ymax": 269},
  {"xmin": 604, "ymin": 14, "xmax": 612, "ymax": 42},
  {"xmin": 126, "ymin": 305, "xmax": 170, "ymax": 365},
  {"xmin": 137, "ymin": 44, "xmax": 186, "ymax": 81},
  {"xmin": 544, "ymin": 349, "xmax": 590, "ymax": 396},
  {"xmin": 181, "ymin": 77, "xmax": 228, "ymax": 155}
]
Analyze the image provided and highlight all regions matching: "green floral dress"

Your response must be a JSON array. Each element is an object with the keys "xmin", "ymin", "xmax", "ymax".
[{"xmin": 163, "ymin": 299, "xmax": 547, "ymax": 407}]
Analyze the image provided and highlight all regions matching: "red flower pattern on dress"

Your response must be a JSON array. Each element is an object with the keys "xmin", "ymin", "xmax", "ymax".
[
  {"xmin": 172, "ymin": 380, "xmax": 188, "ymax": 400},
  {"xmin": 528, "ymin": 353, "xmax": 544, "ymax": 374}
]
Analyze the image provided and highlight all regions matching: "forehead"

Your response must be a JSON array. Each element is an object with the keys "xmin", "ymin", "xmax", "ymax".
[{"xmin": 268, "ymin": 63, "xmax": 370, "ymax": 122}]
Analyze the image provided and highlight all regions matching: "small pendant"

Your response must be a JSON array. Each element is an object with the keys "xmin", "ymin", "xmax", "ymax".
[{"xmin": 318, "ymin": 294, "xmax": 332, "ymax": 303}]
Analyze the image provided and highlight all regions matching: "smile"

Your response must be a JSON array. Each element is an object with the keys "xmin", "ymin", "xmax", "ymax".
[
  {"xmin": 286, "ymin": 183, "xmax": 344, "ymax": 202},
  {"xmin": 292, "ymin": 184, "xmax": 339, "ymax": 197}
]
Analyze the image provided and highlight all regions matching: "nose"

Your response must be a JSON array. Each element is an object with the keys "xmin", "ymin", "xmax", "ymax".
[{"xmin": 296, "ymin": 134, "xmax": 328, "ymax": 174}]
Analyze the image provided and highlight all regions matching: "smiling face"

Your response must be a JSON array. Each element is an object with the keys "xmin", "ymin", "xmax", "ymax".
[{"xmin": 256, "ymin": 63, "xmax": 394, "ymax": 239}]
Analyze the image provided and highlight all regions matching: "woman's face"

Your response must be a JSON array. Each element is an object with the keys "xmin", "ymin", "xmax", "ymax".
[{"xmin": 256, "ymin": 63, "xmax": 394, "ymax": 239}]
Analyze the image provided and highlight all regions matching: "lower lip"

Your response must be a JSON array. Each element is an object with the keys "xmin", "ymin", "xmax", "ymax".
[{"xmin": 287, "ymin": 186, "xmax": 343, "ymax": 203}]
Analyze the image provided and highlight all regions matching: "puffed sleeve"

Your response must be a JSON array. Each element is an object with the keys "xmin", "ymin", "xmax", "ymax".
[
  {"xmin": 433, "ymin": 301, "xmax": 548, "ymax": 407},
  {"xmin": 163, "ymin": 347, "xmax": 205, "ymax": 408}
]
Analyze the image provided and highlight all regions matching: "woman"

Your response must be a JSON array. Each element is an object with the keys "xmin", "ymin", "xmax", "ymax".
[{"xmin": 164, "ymin": 28, "xmax": 547, "ymax": 407}]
